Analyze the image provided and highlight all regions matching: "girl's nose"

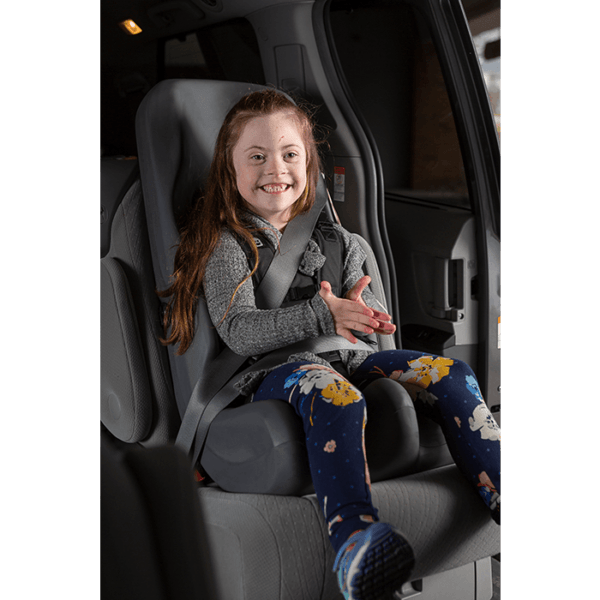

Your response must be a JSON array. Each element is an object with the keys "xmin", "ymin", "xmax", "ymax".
[{"xmin": 265, "ymin": 155, "xmax": 287, "ymax": 175}]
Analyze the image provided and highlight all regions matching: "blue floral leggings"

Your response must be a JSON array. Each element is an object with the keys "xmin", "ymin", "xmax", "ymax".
[{"xmin": 252, "ymin": 349, "xmax": 500, "ymax": 553}]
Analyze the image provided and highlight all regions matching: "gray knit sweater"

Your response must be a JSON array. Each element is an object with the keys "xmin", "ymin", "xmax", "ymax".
[{"xmin": 203, "ymin": 211, "xmax": 385, "ymax": 394}]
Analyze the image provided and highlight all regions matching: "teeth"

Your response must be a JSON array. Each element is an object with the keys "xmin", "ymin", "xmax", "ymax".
[{"xmin": 262, "ymin": 184, "xmax": 289, "ymax": 193}]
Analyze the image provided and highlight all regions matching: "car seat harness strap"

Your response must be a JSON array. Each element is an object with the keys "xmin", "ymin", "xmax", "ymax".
[{"xmin": 242, "ymin": 213, "xmax": 345, "ymax": 307}]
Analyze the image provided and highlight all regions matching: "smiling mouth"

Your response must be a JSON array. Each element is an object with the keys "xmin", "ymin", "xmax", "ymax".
[{"xmin": 260, "ymin": 184, "xmax": 291, "ymax": 193}]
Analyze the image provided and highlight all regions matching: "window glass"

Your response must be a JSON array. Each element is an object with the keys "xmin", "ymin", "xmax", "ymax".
[
  {"xmin": 470, "ymin": 22, "xmax": 500, "ymax": 144},
  {"xmin": 329, "ymin": 0, "xmax": 470, "ymax": 209}
]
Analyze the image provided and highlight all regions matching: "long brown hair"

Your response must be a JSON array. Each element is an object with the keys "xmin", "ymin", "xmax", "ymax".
[{"xmin": 158, "ymin": 89, "xmax": 322, "ymax": 355}]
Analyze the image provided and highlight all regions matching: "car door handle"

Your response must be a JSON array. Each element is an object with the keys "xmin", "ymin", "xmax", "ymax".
[{"xmin": 430, "ymin": 257, "xmax": 464, "ymax": 322}]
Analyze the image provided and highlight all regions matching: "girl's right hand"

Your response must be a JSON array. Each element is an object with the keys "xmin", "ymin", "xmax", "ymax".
[{"xmin": 319, "ymin": 280, "xmax": 388, "ymax": 344}]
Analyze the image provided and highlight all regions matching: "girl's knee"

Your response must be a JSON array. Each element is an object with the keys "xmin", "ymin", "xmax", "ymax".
[
  {"xmin": 449, "ymin": 359, "xmax": 483, "ymax": 396},
  {"xmin": 290, "ymin": 364, "xmax": 366, "ymax": 429},
  {"xmin": 297, "ymin": 364, "xmax": 365, "ymax": 409},
  {"xmin": 449, "ymin": 358, "xmax": 476, "ymax": 380}
]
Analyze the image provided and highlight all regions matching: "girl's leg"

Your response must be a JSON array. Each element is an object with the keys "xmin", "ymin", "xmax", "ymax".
[
  {"xmin": 253, "ymin": 361, "xmax": 379, "ymax": 552},
  {"xmin": 254, "ymin": 361, "xmax": 416, "ymax": 599},
  {"xmin": 351, "ymin": 350, "xmax": 500, "ymax": 521}
]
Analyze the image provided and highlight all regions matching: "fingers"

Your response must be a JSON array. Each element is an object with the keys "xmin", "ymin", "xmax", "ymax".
[
  {"xmin": 321, "ymin": 281, "xmax": 373, "ymax": 317},
  {"xmin": 339, "ymin": 329, "xmax": 358, "ymax": 344},
  {"xmin": 319, "ymin": 280, "xmax": 334, "ymax": 300},
  {"xmin": 341, "ymin": 321, "xmax": 395, "ymax": 343},
  {"xmin": 339, "ymin": 320, "xmax": 395, "ymax": 343},
  {"xmin": 320, "ymin": 280, "xmax": 398, "ymax": 340},
  {"xmin": 320, "ymin": 282, "xmax": 377, "ymax": 334},
  {"xmin": 345, "ymin": 275, "xmax": 371, "ymax": 302},
  {"xmin": 336, "ymin": 304, "xmax": 378, "ymax": 331},
  {"xmin": 345, "ymin": 277, "xmax": 394, "ymax": 324},
  {"xmin": 372, "ymin": 322, "xmax": 397, "ymax": 336},
  {"xmin": 371, "ymin": 308, "xmax": 393, "ymax": 323},
  {"xmin": 335, "ymin": 306, "xmax": 396, "ymax": 338}
]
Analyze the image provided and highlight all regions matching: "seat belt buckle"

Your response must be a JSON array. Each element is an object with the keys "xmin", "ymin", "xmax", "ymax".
[{"xmin": 317, "ymin": 350, "xmax": 342, "ymax": 363}]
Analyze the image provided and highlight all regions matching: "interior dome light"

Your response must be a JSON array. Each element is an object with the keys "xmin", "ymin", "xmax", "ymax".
[{"xmin": 119, "ymin": 19, "xmax": 143, "ymax": 35}]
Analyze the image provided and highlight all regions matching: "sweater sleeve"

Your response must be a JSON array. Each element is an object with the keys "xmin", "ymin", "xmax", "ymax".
[{"xmin": 203, "ymin": 230, "xmax": 336, "ymax": 356}]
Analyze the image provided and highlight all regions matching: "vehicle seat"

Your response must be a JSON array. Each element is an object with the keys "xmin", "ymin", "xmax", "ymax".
[
  {"xmin": 132, "ymin": 78, "xmax": 453, "ymax": 491},
  {"xmin": 101, "ymin": 79, "xmax": 499, "ymax": 600},
  {"xmin": 101, "ymin": 155, "xmax": 179, "ymax": 447}
]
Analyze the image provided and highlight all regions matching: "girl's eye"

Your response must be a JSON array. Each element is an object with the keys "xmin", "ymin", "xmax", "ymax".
[
  {"xmin": 286, "ymin": 152, "xmax": 298, "ymax": 159},
  {"xmin": 251, "ymin": 154, "xmax": 265, "ymax": 161}
]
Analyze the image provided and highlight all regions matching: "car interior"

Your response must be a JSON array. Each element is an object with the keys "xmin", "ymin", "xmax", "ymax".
[{"xmin": 100, "ymin": 1, "xmax": 501, "ymax": 598}]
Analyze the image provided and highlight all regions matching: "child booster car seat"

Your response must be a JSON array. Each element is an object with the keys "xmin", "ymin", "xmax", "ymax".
[{"xmin": 101, "ymin": 79, "xmax": 499, "ymax": 600}]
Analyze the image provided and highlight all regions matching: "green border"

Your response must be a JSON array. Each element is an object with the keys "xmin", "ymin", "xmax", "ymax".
[
  {"xmin": 502, "ymin": 1, "xmax": 599, "ymax": 600},
  {"xmin": 1, "ymin": 0, "xmax": 99, "ymax": 600}
]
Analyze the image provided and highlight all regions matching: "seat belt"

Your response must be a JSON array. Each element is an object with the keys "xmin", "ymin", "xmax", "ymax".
[
  {"xmin": 176, "ymin": 176, "xmax": 336, "ymax": 463},
  {"xmin": 186, "ymin": 336, "xmax": 374, "ymax": 466},
  {"xmin": 254, "ymin": 175, "xmax": 328, "ymax": 309}
]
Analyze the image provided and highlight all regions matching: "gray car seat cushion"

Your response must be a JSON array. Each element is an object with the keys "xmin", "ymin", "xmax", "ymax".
[
  {"xmin": 199, "ymin": 465, "xmax": 499, "ymax": 600},
  {"xmin": 368, "ymin": 468, "xmax": 498, "ymax": 579},
  {"xmin": 136, "ymin": 79, "xmax": 272, "ymax": 293},
  {"xmin": 102, "ymin": 178, "xmax": 179, "ymax": 446},
  {"xmin": 200, "ymin": 378, "xmax": 423, "ymax": 496},
  {"xmin": 101, "ymin": 256, "xmax": 152, "ymax": 442},
  {"xmin": 101, "ymin": 157, "xmax": 139, "ymax": 258}
]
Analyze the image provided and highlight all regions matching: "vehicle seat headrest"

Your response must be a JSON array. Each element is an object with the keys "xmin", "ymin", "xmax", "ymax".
[{"xmin": 135, "ymin": 79, "xmax": 285, "ymax": 292}]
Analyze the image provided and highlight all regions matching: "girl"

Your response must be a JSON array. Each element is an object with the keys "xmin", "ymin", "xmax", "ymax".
[{"xmin": 160, "ymin": 90, "xmax": 500, "ymax": 600}]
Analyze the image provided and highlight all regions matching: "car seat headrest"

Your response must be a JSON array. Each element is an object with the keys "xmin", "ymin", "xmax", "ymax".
[{"xmin": 135, "ymin": 79, "xmax": 282, "ymax": 292}]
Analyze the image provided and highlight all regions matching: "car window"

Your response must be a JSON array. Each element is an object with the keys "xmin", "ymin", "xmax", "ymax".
[
  {"xmin": 469, "ymin": 19, "xmax": 500, "ymax": 145},
  {"xmin": 329, "ymin": 0, "xmax": 471, "ymax": 210}
]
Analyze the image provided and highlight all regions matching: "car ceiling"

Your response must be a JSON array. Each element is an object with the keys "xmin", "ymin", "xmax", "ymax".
[
  {"xmin": 101, "ymin": 0, "xmax": 499, "ymax": 66},
  {"xmin": 102, "ymin": 0, "xmax": 294, "ymax": 66}
]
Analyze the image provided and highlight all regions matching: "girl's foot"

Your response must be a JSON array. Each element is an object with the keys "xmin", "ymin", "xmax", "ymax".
[{"xmin": 333, "ymin": 522, "xmax": 415, "ymax": 600}]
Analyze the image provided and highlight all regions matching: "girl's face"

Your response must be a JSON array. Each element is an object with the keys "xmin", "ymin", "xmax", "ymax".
[{"xmin": 232, "ymin": 111, "xmax": 307, "ymax": 231}]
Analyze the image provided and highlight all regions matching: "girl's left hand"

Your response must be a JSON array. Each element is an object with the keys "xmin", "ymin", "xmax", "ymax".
[
  {"xmin": 319, "ymin": 276, "xmax": 396, "ymax": 344},
  {"xmin": 345, "ymin": 276, "xmax": 396, "ymax": 336}
]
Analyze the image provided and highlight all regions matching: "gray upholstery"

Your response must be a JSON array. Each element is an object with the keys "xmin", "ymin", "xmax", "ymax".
[
  {"xmin": 136, "ymin": 79, "xmax": 273, "ymax": 295},
  {"xmin": 101, "ymin": 254, "xmax": 152, "ymax": 442},
  {"xmin": 201, "ymin": 380, "xmax": 423, "ymax": 496},
  {"xmin": 200, "ymin": 465, "xmax": 499, "ymax": 600},
  {"xmin": 135, "ymin": 79, "xmax": 292, "ymax": 417},
  {"xmin": 101, "ymin": 157, "xmax": 139, "ymax": 258},
  {"xmin": 101, "ymin": 176, "xmax": 179, "ymax": 447}
]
